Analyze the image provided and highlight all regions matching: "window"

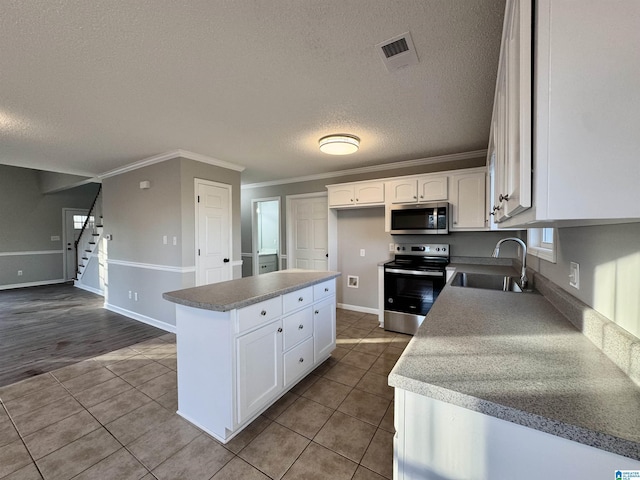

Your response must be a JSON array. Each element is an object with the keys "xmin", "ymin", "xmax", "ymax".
[
  {"xmin": 528, "ymin": 227, "xmax": 556, "ymax": 263},
  {"xmin": 73, "ymin": 215, "xmax": 94, "ymax": 230}
]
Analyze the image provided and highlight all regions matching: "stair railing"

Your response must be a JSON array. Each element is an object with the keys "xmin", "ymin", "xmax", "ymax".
[{"xmin": 74, "ymin": 184, "xmax": 102, "ymax": 280}]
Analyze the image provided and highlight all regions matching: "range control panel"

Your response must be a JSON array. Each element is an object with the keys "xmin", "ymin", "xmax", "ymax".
[{"xmin": 393, "ymin": 243, "xmax": 449, "ymax": 257}]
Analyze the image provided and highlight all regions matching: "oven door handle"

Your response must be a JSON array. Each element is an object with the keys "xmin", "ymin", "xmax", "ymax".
[{"xmin": 385, "ymin": 268, "xmax": 444, "ymax": 277}]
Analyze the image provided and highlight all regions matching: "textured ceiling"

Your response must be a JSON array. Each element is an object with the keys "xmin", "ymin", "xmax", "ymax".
[{"xmin": 0, "ymin": 1, "xmax": 505, "ymax": 184}]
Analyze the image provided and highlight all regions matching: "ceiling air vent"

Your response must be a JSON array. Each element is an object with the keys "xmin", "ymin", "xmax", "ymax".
[{"xmin": 376, "ymin": 32, "xmax": 419, "ymax": 72}]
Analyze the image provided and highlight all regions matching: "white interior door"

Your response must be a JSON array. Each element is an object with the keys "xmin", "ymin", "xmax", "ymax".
[
  {"xmin": 63, "ymin": 209, "xmax": 88, "ymax": 281},
  {"xmin": 287, "ymin": 194, "xmax": 328, "ymax": 271},
  {"xmin": 196, "ymin": 180, "xmax": 232, "ymax": 286}
]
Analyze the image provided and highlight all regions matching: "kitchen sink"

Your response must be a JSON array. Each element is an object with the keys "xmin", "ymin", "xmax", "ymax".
[{"xmin": 450, "ymin": 272, "xmax": 525, "ymax": 293}]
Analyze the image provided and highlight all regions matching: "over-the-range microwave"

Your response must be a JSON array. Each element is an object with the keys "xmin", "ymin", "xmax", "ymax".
[{"xmin": 389, "ymin": 202, "xmax": 449, "ymax": 235}]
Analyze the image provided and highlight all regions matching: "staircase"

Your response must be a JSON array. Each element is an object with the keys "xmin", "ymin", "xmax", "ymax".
[{"xmin": 74, "ymin": 186, "xmax": 103, "ymax": 283}]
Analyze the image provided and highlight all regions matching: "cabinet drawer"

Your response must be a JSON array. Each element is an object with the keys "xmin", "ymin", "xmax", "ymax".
[
  {"xmin": 237, "ymin": 297, "xmax": 282, "ymax": 334},
  {"xmin": 284, "ymin": 337, "xmax": 314, "ymax": 387},
  {"xmin": 283, "ymin": 287, "xmax": 313, "ymax": 313},
  {"xmin": 283, "ymin": 308, "xmax": 313, "ymax": 350},
  {"xmin": 313, "ymin": 280, "xmax": 335, "ymax": 301}
]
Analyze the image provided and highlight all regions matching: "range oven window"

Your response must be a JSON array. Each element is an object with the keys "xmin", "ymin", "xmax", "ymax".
[{"xmin": 384, "ymin": 269, "xmax": 445, "ymax": 316}]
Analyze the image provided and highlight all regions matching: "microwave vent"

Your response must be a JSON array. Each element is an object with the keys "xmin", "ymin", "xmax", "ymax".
[{"xmin": 376, "ymin": 32, "xmax": 419, "ymax": 72}]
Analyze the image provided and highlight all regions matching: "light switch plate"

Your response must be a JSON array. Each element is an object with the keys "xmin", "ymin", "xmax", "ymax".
[{"xmin": 569, "ymin": 262, "xmax": 580, "ymax": 289}]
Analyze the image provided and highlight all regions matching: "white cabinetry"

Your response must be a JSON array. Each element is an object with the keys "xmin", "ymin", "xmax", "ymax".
[
  {"xmin": 312, "ymin": 297, "xmax": 336, "ymax": 362},
  {"xmin": 394, "ymin": 389, "xmax": 640, "ymax": 479},
  {"xmin": 490, "ymin": 0, "xmax": 640, "ymax": 226},
  {"xmin": 237, "ymin": 319, "xmax": 283, "ymax": 423},
  {"xmin": 175, "ymin": 278, "xmax": 336, "ymax": 444},
  {"xmin": 387, "ymin": 176, "xmax": 447, "ymax": 204},
  {"xmin": 449, "ymin": 170, "xmax": 487, "ymax": 231},
  {"xmin": 488, "ymin": 0, "xmax": 532, "ymax": 222},
  {"xmin": 328, "ymin": 181, "xmax": 384, "ymax": 207}
]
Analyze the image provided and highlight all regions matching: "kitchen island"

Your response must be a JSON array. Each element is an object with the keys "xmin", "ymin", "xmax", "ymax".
[
  {"xmin": 163, "ymin": 269, "xmax": 340, "ymax": 443},
  {"xmin": 390, "ymin": 263, "xmax": 640, "ymax": 479}
]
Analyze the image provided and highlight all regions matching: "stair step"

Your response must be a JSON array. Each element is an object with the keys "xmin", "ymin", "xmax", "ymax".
[
  {"xmin": 84, "ymin": 249, "xmax": 91, "ymax": 253},
  {"xmin": 92, "ymin": 233, "xmax": 100, "ymax": 236},
  {"xmin": 82, "ymin": 257, "xmax": 89, "ymax": 260},
  {"xmin": 88, "ymin": 242, "xmax": 96, "ymax": 245}
]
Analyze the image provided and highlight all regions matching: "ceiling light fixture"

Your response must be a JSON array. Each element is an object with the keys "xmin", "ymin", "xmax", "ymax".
[{"xmin": 318, "ymin": 134, "xmax": 360, "ymax": 155}]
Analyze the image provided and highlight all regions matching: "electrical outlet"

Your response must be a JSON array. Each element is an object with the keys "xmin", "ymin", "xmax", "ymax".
[
  {"xmin": 347, "ymin": 275, "xmax": 359, "ymax": 288},
  {"xmin": 17, "ymin": 270, "xmax": 23, "ymax": 276},
  {"xmin": 360, "ymin": 249, "xmax": 365, "ymax": 257},
  {"xmin": 569, "ymin": 262, "xmax": 580, "ymax": 289},
  {"xmin": 50, "ymin": 235, "xmax": 60, "ymax": 241},
  {"xmin": 389, "ymin": 243, "xmax": 395, "ymax": 252}
]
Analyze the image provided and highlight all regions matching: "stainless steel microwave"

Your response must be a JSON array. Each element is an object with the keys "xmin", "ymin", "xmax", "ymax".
[{"xmin": 389, "ymin": 202, "xmax": 449, "ymax": 235}]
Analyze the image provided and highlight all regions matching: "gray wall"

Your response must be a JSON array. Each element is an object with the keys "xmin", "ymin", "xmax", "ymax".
[
  {"xmin": 240, "ymin": 157, "xmax": 528, "ymax": 309},
  {"xmin": 528, "ymin": 222, "xmax": 640, "ymax": 339},
  {"xmin": 39, "ymin": 171, "xmax": 93, "ymax": 194},
  {"xmin": 179, "ymin": 158, "xmax": 242, "ymax": 270},
  {"xmin": 102, "ymin": 157, "xmax": 242, "ymax": 329},
  {"xmin": 241, "ymin": 156, "xmax": 486, "ymax": 269},
  {"xmin": 335, "ymin": 208, "xmax": 523, "ymax": 309},
  {"xmin": 0, "ymin": 165, "xmax": 99, "ymax": 288}
]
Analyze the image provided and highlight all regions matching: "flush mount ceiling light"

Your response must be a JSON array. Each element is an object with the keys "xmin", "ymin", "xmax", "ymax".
[{"xmin": 318, "ymin": 134, "xmax": 360, "ymax": 155}]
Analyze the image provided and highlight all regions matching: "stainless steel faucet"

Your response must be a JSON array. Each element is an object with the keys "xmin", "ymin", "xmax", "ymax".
[{"xmin": 492, "ymin": 237, "xmax": 528, "ymax": 289}]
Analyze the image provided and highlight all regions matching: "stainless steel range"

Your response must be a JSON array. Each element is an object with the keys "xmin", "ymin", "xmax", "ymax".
[{"xmin": 383, "ymin": 243, "xmax": 449, "ymax": 335}]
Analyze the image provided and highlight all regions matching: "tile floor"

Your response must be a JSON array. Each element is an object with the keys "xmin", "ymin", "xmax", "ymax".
[{"xmin": 0, "ymin": 309, "xmax": 410, "ymax": 480}]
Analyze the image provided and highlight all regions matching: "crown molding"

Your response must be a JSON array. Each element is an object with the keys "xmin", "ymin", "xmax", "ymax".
[
  {"xmin": 99, "ymin": 149, "xmax": 245, "ymax": 179},
  {"xmin": 241, "ymin": 149, "xmax": 487, "ymax": 189}
]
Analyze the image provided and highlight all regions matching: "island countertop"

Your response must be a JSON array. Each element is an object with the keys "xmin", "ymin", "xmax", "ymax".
[
  {"xmin": 389, "ymin": 263, "xmax": 640, "ymax": 461},
  {"xmin": 163, "ymin": 270, "xmax": 341, "ymax": 311}
]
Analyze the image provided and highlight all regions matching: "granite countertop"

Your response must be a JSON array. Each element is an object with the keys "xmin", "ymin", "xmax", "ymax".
[
  {"xmin": 163, "ymin": 270, "xmax": 341, "ymax": 311},
  {"xmin": 389, "ymin": 263, "xmax": 640, "ymax": 460}
]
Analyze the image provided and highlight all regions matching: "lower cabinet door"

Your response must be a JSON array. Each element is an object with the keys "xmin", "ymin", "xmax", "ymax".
[
  {"xmin": 284, "ymin": 337, "xmax": 314, "ymax": 387},
  {"xmin": 313, "ymin": 298, "xmax": 336, "ymax": 362},
  {"xmin": 236, "ymin": 319, "xmax": 283, "ymax": 424}
]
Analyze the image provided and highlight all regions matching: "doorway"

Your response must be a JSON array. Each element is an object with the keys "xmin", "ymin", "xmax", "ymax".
[
  {"xmin": 195, "ymin": 179, "xmax": 232, "ymax": 286},
  {"xmin": 251, "ymin": 197, "xmax": 280, "ymax": 275},
  {"xmin": 62, "ymin": 208, "xmax": 89, "ymax": 281},
  {"xmin": 286, "ymin": 193, "xmax": 328, "ymax": 271}
]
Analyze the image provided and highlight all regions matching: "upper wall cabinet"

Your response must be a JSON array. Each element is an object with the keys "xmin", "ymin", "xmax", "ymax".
[
  {"xmin": 491, "ymin": 0, "xmax": 640, "ymax": 226},
  {"xmin": 327, "ymin": 180, "xmax": 385, "ymax": 207},
  {"xmin": 488, "ymin": 0, "xmax": 532, "ymax": 223},
  {"xmin": 450, "ymin": 171, "xmax": 487, "ymax": 231},
  {"xmin": 387, "ymin": 176, "xmax": 448, "ymax": 204}
]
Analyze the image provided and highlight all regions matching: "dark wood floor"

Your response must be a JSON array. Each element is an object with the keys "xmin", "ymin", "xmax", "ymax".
[{"xmin": 0, "ymin": 283, "xmax": 165, "ymax": 387}]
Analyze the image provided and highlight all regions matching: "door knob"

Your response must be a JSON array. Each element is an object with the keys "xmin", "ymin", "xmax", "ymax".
[{"xmin": 223, "ymin": 258, "xmax": 230, "ymax": 263}]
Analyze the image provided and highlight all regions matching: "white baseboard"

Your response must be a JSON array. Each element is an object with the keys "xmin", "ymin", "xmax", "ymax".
[
  {"xmin": 337, "ymin": 303, "xmax": 379, "ymax": 315},
  {"xmin": 0, "ymin": 279, "xmax": 67, "ymax": 291},
  {"xmin": 104, "ymin": 303, "xmax": 176, "ymax": 333},
  {"xmin": 73, "ymin": 282, "xmax": 104, "ymax": 296}
]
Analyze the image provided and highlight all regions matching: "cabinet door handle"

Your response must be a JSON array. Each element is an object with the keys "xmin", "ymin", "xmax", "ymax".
[
  {"xmin": 261, "ymin": 310, "xmax": 267, "ymax": 316},
  {"xmin": 298, "ymin": 297, "xmax": 304, "ymax": 302},
  {"xmin": 277, "ymin": 327, "xmax": 283, "ymax": 333},
  {"xmin": 356, "ymin": 198, "xmax": 359, "ymax": 202},
  {"xmin": 499, "ymin": 193, "xmax": 510, "ymax": 202},
  {"xmin": 299, "ymin": 357, "xmax": 304, "ymax": 363},
  {"xmin": 324, "ymin": 287, "xmax": 329, "ymax": 292},
  {"xmin": 413, "ymin": 195, "xmax": 417, "ymax": 200},
  {"xmin": 420, "ymin": 195, "xmax": 424, "ymax": 199},
  {"xmin": 315, "ymin": 310, "xmax": 319, "ymax": 315},
  {"xmin": 298, "ymin": 324, "xmax": 304, "ymax": 330}
]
